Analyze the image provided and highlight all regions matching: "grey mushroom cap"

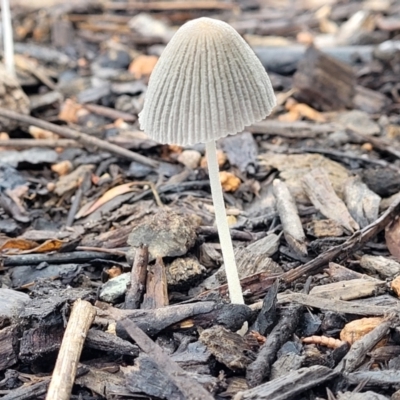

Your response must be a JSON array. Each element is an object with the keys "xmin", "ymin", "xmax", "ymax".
[{"xmin": 139, "ymin": 17, "xmax": 276, "ymax": 146}]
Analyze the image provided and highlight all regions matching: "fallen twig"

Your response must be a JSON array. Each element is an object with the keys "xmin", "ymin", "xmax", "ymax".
[
  {"xmin": 0, "ymin": 107, "xmax": 158, "ymax": 168},
  {"xmin": 46, "ymin": 299, "xmax": 96, "ymax": 400}
]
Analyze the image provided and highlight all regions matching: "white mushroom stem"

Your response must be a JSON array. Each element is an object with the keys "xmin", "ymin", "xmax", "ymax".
[
  {"xmin": 1, "ymin": 0, "xmax": 15, "ymax": 76},
  {"xmin": 206, "ymin": 140, "xmax": 244, "ymax": 304}
]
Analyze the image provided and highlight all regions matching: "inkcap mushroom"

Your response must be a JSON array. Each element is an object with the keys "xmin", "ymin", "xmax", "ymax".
[
  {"xmin": 1, "ymin": 0, "xmax": 15, "ymax": 76},
  {"xmin": 139, "ymin": 17, "xmax": 276, "ymax": 304}
]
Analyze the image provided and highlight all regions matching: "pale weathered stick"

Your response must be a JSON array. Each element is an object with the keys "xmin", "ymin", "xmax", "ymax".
[
  {"xmin": 273, "ymin": 178, "xmax": 307, "ymax": 257},
  {"xmin": 46, "ymin": 299, "xmax": 96, "ymax": 400},
  {"xmin": 0, "ymin": 107, "xmax": 158, "ymax": 168}
]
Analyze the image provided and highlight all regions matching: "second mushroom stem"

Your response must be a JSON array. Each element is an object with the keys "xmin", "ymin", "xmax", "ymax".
[
  {"xmin": 206, "ymin": 140, "xmax": 244, "ymax": 305},
  {"xmin": 1, "ymin": 0, "xmax": 15, "ymax": 76}
]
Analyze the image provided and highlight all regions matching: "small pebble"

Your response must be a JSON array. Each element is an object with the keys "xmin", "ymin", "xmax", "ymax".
[
  {"xmin": 99, "ymin": 273, "xmax": 130, "ymax": 303},
  {"xmin": 177, "ymin": 150, "xmax": 202, "ymax": 169}
]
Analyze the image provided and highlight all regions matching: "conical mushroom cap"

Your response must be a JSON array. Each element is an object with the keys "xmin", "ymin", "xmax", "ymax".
[{"xmin": 139, "ymin": 17, "xmax": 276, "ymax": 146}]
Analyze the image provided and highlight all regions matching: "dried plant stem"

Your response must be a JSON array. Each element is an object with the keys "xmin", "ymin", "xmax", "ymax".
[
  {"xmin": 46, "ymin": 299, "xmax": 96, "ymax": 400},
  {"xmin": 206, "ymin": 139, "xmax": 244, "ymax": 304},
  {"xmin": 1, "ymin": 0, "xmax": 15, "ymax": 76}
]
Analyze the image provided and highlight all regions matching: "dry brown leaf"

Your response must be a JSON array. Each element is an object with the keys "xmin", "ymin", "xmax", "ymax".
[
  {"xmin": 219, "ymin": 171, "xmax": 241, "ymax": 192},
  {"xmin": 79, "ymin": 182, "xmax": 139, "ymax": 217},
  {"xmin": 340, "ymin": 317, "xmax": 385, "ymax": 345},
  {"xmin": 0, "ymin": 238, "xmax": 38, "ymax": 252},
  {"xmin": 19, "ymin": 239, "xmax": 64, "ymax": 254},
  {"xmin": 386, "ymin": 217, "xmax": 400, "ymax": 260},
  {"xmin": 129, "ymin": 55, "xmax": 159, "ymax": 79}
]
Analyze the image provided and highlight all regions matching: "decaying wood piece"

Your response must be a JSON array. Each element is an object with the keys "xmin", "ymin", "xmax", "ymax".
[
  {"xmin": 273, "ymin": 179, "xmax": 307, "ymax": 256},
  {"xmin": 125, "ymin": 355, "xmax": 188, "ymax": 400},
  {"xmin": 170, "ymin": 340, "xmax": 212, "ymax": 374},
  {"xmin": 335, "ymin": 316, "xmax": 397, "ymax": 373},
  {"xmin": 309, "ymin": 278, "xmax": 386, "ymax": 301},
  {"xmin": 0, "ymin": 288, "xmax": 30, "ymax": 321},
  {"xmin": 85, "ymin": 328, "xmax": 138, "ymax": 357},
  {"xmin": 344, "ymin": 176, "xmax": 381, "ymax": 228},
  {"xmin": 353, "ymin": 84, "xmax": 389, "ymax": 114},
  {"xmin": 46, "ymin": 299, "xmax": 96, "ymax": 400},
  {"xmin": 75, "ymin": 365, "xmax": 126, "ymax": 399},
  {"xmin": 198, "ymin": 270, "xmax": 280, "ymax": 303},
  {"xmin": 303, "ymin": 168, "xmax": 359, "ymax": 234},
  {"xmin": 102, "ymin": 301, "xmax": 251, "ymax": 337},
  {"xmin": 254, "ymin": 45, "xmax": 374, "ymax": 74},
  {"xmin": 307, "ymin": 219, "xmax": 344, "ymax": 237},
  {"xmin": 107, "ymin": 301, "xmax": 215, "ymax": 336},
  {"xmin": 0, "ymin": 326, "xmax": 18, "ymax": 371},
  {"xmin": 2, "ymin": 367, "xmax": 88, "ymax": 400},
  {"xmin": 210, "ymin": 234, "xmax": 281, "ymax": 287},
  {"xmin": 270, "ymin": 352, "xmax": 304, "ymax": 381},
  {"xmin": 336, "ymin": 391, "xmax": 388, "ymax": 400},
  {"xmin": 166, "ymin": 257, "xmax": 206, "ymax": 291},
  {"xmin": 19, "ymin": 323, "xmax": 64, "ymax": 363},
  {"xmin": 120, "ymin": 318, "xmax": 214, "ymax": 400},
  {"xmin": 278, "ymin": 292, "xmax": 392, "ymax": 316},
  {"xmin": 191, "ymin": 303, "xmax": 253, "ymax": 332},
  {"xmin": 246, "ymin": 305, "xmax": 303, "ymax": 387},
  {"xmin": 293, "ymin": 45, "xmax": 356, "ymax": 111},
  {"xmin": 235, "ymin": 234, "xmax": 281, "ymax": 278},
  {"xmin": 126, "ymin": 355, "xmax": 219, "ymax": 399},
  {"xmin": 141, "ymin": 256, "xmax": 168, "ymax": 309},
  {"xmin": 368, "ymin": 345, "xmax": 400, "ymax": 362},
  {"xmin": 283, "ymin": 195, "xmax": 400, "ymax": 283},
  {"xmin": 199, "ymin": 325, "xmax": 255, "ymax": 371},
  {"xmin": 249, "ymin": 120, "xmax": 337, "ymax": 138},
  {"xmin": 2, "ymin": 379, "xmax": 50, "ymax": 400},
  {"xmin": 326, "ymin": 262, "xmax": 369, "ymax": 281},
  {"xmin": 125, "ymin": 244, "xmax": 148, "ymax": 309},
  {"xmin": 236, "ymin": 365, "xmax": 339, "ymax": 400},
  {"xmin": 360, "ymin": 255, "xmax": 400, "ymax": 279},
  {"xmin": 346, "ymin": 370, "xmax": 400, "ymax": 387},
  {"xmin": 251, "ymin": 279, "xmax": 279, "ymax": 335}
]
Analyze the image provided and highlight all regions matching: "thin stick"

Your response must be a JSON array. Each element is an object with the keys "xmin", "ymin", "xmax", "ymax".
[
  {"xmin": 1, "ymin": 0, "xmax": 15, "ymax": 76},
  {"xmin": 0, "ymin": 139, "xmax": 80, "ymax": 148},
  {"xmin": 46, "ymin": 299, "xmax": 96, "ymax": 400},
  {"xmin": 0, "ymin": 107, "xmax": 159, "ymax": 168},
  {"xmin": 206, "ymin": 140, "xmax": 244, "ymax": 304}
]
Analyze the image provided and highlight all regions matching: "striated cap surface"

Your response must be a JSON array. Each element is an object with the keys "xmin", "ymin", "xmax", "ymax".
[{"xmin": 139, "ymin": 17, "xmax": 276, "ymax": 145}]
